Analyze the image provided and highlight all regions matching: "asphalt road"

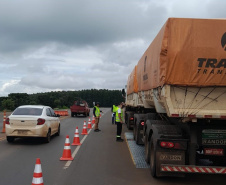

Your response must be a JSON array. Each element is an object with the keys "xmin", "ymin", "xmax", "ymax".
[{"xmin": 0, "ymin": 109, "xmax": 226, "ymax": 185}]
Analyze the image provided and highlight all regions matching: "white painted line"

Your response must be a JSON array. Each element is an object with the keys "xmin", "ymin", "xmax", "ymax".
[{"xmin": 63, "ymin": 124, "xmax": 94, "ymax": 169}]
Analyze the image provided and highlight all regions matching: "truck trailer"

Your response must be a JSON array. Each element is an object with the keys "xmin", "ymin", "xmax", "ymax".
[{"xmin": 124, "ymin": 18, "xmax": 226, "ymax": 177}]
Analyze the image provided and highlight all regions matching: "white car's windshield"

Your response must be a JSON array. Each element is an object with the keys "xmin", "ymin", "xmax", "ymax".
[{"xmin": 12, "ymin": 108, "xmax": 42, "ymax": 116}]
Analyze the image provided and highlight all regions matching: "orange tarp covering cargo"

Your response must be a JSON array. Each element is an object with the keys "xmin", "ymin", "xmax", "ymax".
[
  {"xmin": 127, "ymin": 65, "xmax": 139, "ymax": 95},
  {"xmin": 136, "ymin": 18, "xmax": 226, "ymax": 91}
]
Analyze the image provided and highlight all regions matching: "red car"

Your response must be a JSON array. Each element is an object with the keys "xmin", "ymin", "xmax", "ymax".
[{"xmin": 70, "ymin": 100, "xmax": 90, "ymax": 117}]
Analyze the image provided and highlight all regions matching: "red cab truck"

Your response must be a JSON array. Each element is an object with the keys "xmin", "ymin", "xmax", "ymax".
[{"xmin": 70, "ymin": 99, "xmax": 90, "ymax": 117}]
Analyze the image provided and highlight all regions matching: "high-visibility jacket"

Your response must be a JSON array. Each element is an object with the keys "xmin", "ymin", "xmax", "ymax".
[
  {"xmin": 115, "ymin": 107, "xmax": 123, "ymax": 122},
  {"xmin": 94, "ymin": 106, "xmax": 100, "ymax": 117},
  {"xmin": 112, "ymin": 105, "xmax": 118, "ymax": 113}
]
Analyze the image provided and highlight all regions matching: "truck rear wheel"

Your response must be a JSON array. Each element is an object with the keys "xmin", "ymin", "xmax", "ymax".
[
  {"xmin": 127, "ymin": 115, "xmax": 132, "ymax": 130},
  {"xmin": 135, "ymin": 122, "xmax": 143, "ymax": 145},
  {"xmin": 150, "ymin": 136, "xmax": 157, "ymax": 177},
  {"xmin": 126, "ymin": 112, "xmax": 134, "ymax": 130},
  {"xmin": 133, "ymin": 121, "xmax": 137, "ymax": 140},
  {"xmin": 145, "ymin": 134, "xmax": 150, "ymax": 164}
]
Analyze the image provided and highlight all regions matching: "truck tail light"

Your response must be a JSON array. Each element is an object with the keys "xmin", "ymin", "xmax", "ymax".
[
  {"xmin": 37, "ymin": 118, "xmax": 45, "ymax": 125},
  {"xmin": 5, "ymin": 118, "xmax": 10, "ymax": 125},
  {"xmin": 159, "ymin": 141, "xmax": 186, "ymax": 150},
  {"xmin": 160, "ymin": 141, "xmax": 174, "ymax": 148},
  {"xmin": 130, "ymin": 117, "xmax": 134, "ymax": 121},
  {"xmin": 140, "ymin": 121, "xmax": 144, "ymax": 126}
]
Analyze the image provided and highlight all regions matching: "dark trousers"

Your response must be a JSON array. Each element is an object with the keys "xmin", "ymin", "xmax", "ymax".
[
  {"xmin": 116, "ymin": 122, "xmax": 122, "ymax": 139},
  {"xmin": 112, "ymin": 115, "xmax": 115, "ymax": 124}
]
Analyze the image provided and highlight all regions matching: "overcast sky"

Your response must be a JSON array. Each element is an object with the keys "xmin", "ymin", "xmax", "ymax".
[{"xmin": 0, "ymin": 0, "xmax": 225, "ymax": 96}]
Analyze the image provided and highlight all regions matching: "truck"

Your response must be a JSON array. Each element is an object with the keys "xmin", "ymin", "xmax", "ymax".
[
  {"xmin": 124, "ymin": 18, "xmax": 226, "ymax": 177},
  {"xmin": 70, "ymin": 99, "xmax": 90, "ymax": 117}
]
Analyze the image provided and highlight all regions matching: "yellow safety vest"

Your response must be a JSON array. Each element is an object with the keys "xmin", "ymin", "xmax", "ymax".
[
  {"xmin": 115, "ymin": 107, "xmax": 123, "ymax": 122},
  {"xmin": 112, "ymin": 105, "xmax": 117, "ymax": 113},
  {"xmin": 94, "ymin": 106, "xmax": 100, "ymax": 117}
]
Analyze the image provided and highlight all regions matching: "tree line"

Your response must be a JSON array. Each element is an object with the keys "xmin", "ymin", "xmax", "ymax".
[{"xmin": 0, "ymin": 89, "xmax": 124, "ymax": 111}]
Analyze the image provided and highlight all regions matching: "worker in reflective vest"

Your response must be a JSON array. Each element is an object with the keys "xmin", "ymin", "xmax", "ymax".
[
  {"xmin": 93, "ymin": 102, "xmax": 101, "ymax": 132},
  {"xmin": 115, "ymin": 102, "xmax": 125, "ymax": 142},
  {"xmin": 112, "ymin": 105, "xmax": 117, "ymax": 124}
]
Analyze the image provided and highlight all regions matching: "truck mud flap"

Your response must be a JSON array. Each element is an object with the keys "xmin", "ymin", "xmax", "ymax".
[{"xmin": 156, "ymin": 151, "xmax": 185, "ymax": 177}]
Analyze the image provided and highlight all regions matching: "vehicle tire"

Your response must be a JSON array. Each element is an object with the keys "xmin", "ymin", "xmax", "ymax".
[
  {"xmin": 7, "ymin": 136, "xmax": 15, "ymax": 143},
  {"xmin": 125, "ymin": 113, "xmax": 128, "ymax": 125},
  {"xmin": 149, "ymin": 136, "xmax": 157, "ymax": 177},
  {"xmin": 135, "ymin": 123, "xmax": 142, "ymax": 145},
  {"xmin": 88, "ymin": 112, "xmax": 90, "ymax": 116},
  {"xmin": 44, "ymin": 130, "xmax": 51, "ymax": 143},
  {"xmin": 145, "ymin": 134, "xmax": 150, "ymax": 164},
  {"xmin": 71, "ymin": 112, "xmax": 74, "ymax": 117},
  {"xmin": 127, "ymin": 115, "xmax": 132, "ymax": 130},
  {"xmin": 127, "ymin": 118, "xmax": 131, "ymax": 130},
  {"xmin": 56, "ymin": 125, "xmax": 60, "ymax": 136},
  {"xmin": 133, "ymin": 121, "xmax": 137, "ymax": 140}
]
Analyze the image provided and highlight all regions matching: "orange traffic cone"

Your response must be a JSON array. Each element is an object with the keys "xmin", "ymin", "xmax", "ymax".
[
  {"xmin": 91, "ymin": 116, "xmax": 95, "ymax": 124},
  {"xmin": 60, "ymin": 135, "xmax": 73, "ymax": 161},
  {"xmin": 2, "ymin": 111, "xmax": 6, "ymax": 133},
  {"xmin": 87, "ymin": 118, "xmax": 92, "ymax": 129},
  {"xmin": 32, "ymin": 158, "xmax": 44, "ymax": 185},
  {"xmin": 81, "ymin": 121, "xmax": 88, "ymax": 135},
  {"xmin": 72, "ymin": 127, "xmax": 81, "ymax": 146},
  {"xmin": 100, "ymin": 113, "xmax": 102, "ymax": 118}
]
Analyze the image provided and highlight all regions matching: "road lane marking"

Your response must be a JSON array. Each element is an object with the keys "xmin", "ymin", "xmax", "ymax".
[
  {"xmin": 63, "ymin": 111, "xmax": 109, "ymax": 169},
  {"xmin": 63, "ymin": 125, "xmax": 94, "ymax": 169}
]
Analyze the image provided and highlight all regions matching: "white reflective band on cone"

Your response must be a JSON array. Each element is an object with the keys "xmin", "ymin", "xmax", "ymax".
[
  {"xmin": 64, "ymin": 146, "xmax": 71, "ymax": 150},
  {"xmin": 34, "ymin": 164, "xmax": 42, "ymax": 173},
  {"xmin": 65, "ymin": 138, "xmax": 70, "ymax": 143},
  {"xmin": 32, "ymin": 177, "xmax": 43, "ymax": 184}
]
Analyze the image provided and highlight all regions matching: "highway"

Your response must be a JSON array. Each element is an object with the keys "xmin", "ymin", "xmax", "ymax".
[{"xmin": 0, "ymin": 108, "xmax": 226, "ymax": 185}]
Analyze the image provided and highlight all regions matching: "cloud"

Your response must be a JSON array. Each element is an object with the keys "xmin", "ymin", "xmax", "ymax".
[
  {"xmin": 0, "ymin": 0, "xmax": 226, "ymax": 96},
  {"xmin": 0, "ymin": 0, "xmax": 167, "ymax": 52}
]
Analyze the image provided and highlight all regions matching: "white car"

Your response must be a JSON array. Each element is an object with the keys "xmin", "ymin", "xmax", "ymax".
[{"xmin": 5, "ymin": 105, "xmax": 60, "ymax": 143}]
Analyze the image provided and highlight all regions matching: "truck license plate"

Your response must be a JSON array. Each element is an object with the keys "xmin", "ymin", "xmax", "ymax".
[{"xmin": 204, "ymin": 148, "xmax": 224, "ymax": 156}]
